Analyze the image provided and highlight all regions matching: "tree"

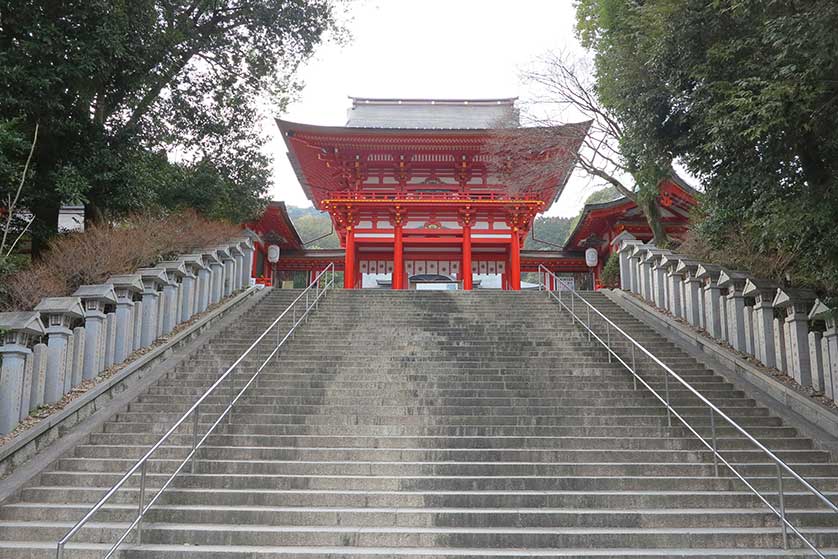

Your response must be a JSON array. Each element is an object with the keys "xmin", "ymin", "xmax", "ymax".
[
  {"xmin": 0, "ymin": 0, "xmax": 339, "ymax": 253},
  {"xmin": 490, "ymin": 52, "xmax": 675, "ymax": 245},
  {"xmin": 574, "ymin": 0, "xmax": 838, "ymax": 288}
]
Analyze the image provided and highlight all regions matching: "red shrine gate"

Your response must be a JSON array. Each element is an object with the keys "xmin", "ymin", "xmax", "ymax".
[{"xmin": 276, "ymin": 98, "xmax": 589, "ymax": 290}]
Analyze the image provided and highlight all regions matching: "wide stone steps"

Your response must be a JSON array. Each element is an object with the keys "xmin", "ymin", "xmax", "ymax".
[{"xmin": 2, "ymin": 289, "xmax": 838, "ymax": 558}]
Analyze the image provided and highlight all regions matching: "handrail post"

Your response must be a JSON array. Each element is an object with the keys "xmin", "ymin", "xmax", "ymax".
[
  {"xmin": 190, "ymin": 405, "xmax": 200, "ymax": 473},
  {"xmin": 136, "ymin": 461, "xmax": 147, "ymax": 544},
  {"xmin": 776, "ymin": 463, "xmax": 789, "ymax": 549},
  {"xmin": 606, "ymin": 324, "xmax": 612, "ymax": 363},
  {"xmin": 586, "ymin": 304, "xmax": 591, "ymax": 341},
  {"xmin": 631, "ymin": 344, "xmax": 637, "ymax": 390},
  {"xmin": 664, "ymin": 369, "xmax": 672, "ymax": 427},
  {"xmin": 710, "ymin": 409, "xmax": 719, "ymax": 477},
  {"xmin": 56, "ymin": 542, "xmax": 64, "ymax": 559}
]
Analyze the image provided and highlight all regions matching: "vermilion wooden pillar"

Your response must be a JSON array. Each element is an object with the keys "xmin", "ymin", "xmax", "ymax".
[
  {"xmin": 393, "ymin": 224, "xmax": 404, "ymax": 290},
  {"xmin": 509, "ymin": 231, "xmax": 521, "ymax": 291},
  {"xmin": 344, "ymin": 227, "xmax": 356, "ymax": 289},
  {"xmin": 462, "ymin": 225, "xmax": 473, "ymax": 291}
]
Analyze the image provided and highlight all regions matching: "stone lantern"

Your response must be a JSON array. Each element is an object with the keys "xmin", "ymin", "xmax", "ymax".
[
  {"xmin": 743, "ymin": 278, "xmax": 781, "ymax": 369},
  {"xmin": 157, "ymin": 260, "xmax": 187, "ymax": 335},
  {"xmin": 34, "ymin": 297, "xmax": 84, "ymax": 404},
  {"xmin": 177, "ymin": 254, "xmax": 205, "ymax": 322},
  {"xmin": 72, "ymin": 284, "xmax": 117, "ymax": 380},
  {"xmin": 0, "ymin": 312, "xmax": 45, "ymax": 434},
  {"xmin": 239, "ymin": 236, "xmax": 256, "ymax": 288},
  {"xmin": 106, "ymin": 274, "xmax": 144, "ymax": 359},
  {"xmin": 696, "ymin": 264, "xmax": 727, "ymax": 340},
  {"xmin": 135, "ymin": 268, "xmax": 168, "ymax": 348},
  {"xmin": 773, "ymin": 287, "xmax": 817, "ymax": 388}
]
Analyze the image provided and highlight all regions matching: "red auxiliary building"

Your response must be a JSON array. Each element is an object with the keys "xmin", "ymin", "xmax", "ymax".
[
  {"xmin": 563, "ymin": 176, "xmax": 699, "ymax": 283},
  {"xmin": 276, "ymin": 98, "xmax": 589, "ymax": 290}
]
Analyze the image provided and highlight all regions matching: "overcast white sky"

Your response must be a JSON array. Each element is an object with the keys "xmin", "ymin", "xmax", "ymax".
[{"xmin": 265, "ymin": 0, "xmax": 599, "ymax": 218}]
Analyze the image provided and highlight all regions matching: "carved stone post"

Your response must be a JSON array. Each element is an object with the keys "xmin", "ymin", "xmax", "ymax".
[
  {"xmin": 743, "ymin": 278, "xmax": 780, "ymax": 369},
  {"xmin": 810, "ymin": 300, "xmax": 838, "ymax": 400},
  {"xmin": 696, "ymin": 264, "xmax": 725, "ymax": 340},
  {"xmin": 205, "ymin": 250, "xmax": 224, "ymax": 306},
  {"xmin": 158, "ymin": 261, "xmax": 187, "ymax": 335},
  {"xmin": 646, "ymin": 250, "xmax": 671, "ymax": 310},
  {"xmin": 229, "ymin": 241, "xmax": 245, "ymax": 291},
  {"xmin": 34, "ymin": 298, "xmax": 84, "ymax": 403},
  {"xmin": 718, "ymin": 270, "xmax": 750, "ymax": 353},
  {"xmin": 241, "ymin": 232, "xmax": 257, "ymax": 288},
  {"xmin": 615, "ymin": 237, "xmax": 640, "ymax": 291},
  {"xmin": 29, "ymin": 342, "xmax": 48, "ymax": 409},
  {"xmin": 73, "ymin": 284, "xmax": 118, "ymax": 380},
  {"xmin": 631, "ymin": 245, "xmax": 655, "ymax": 302},
  {"xmin": 774, "ymin": 288, "xmax": 817, "ymax": 388},
  {"xmin": 216, "ymin": 246, "xmax": 236, "ymax": 298},
  {"xmin": 136, "ymin": 268, "xmax": 168, "ymax": 348},
  {"xmin": 105, "ymin": 275, "xmax": 143, "ymax": 363},
  {"xmin": 660, "ymin": 254, "xmax": 684, "ymax": 318},
  {"xmin": 676, "ymin": 259, "xmax": 702, "ymax": 327},
  {"xmin": 178, "ymin": 255, "xmax": 205, "ymax": 323},
  {"xmin": 0, "ymin": 312, "xmax": 44, "ymax": 434}
]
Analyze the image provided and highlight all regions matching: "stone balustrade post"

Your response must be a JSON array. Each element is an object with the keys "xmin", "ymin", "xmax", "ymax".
[
  {"xmin": 743, "ymin": 278, "xmax": 780, "ymax": 369},
  {"xmin": 216, "ymin": 246, "xmax": 235, "ymax": 298},
  {"xmin": 773, "ymin": 316, "xmax": 788, "ymax": 373},
  {"xmin": 718, "ymin": 270, "xmax": 750, "ymax": 353},
  {"xmin": 179, "ymin": 255, "xmax": 205, "ymax": 322},
  {"xmin": 34, "ymin": 298, "xmax": 84, "ymax": 403},
  {"xmin": 660, "ymin": 254, "xmax": 684, "ymax": 318},
  {"xmin": 631, "ymin": 245, "xmax": 655, "ymax": 301},
  {"xmin": 696, "ymin": 264, "xmax": 725, "ymax": 340},
  {"xmin": 614, "ymin": 237, "xmax": 640, "ymax": 291},
  {"xmin": 229, "ymin": 242, "xmax": 245, "ymax": 291},
  {"xmin": 646, "ymin": 250, "xmax": 671, "ymax": 310},
  {"xmin": 198, "ymin": 251, "xmax": 219, "ymax": 312},
  {"xmin": 676, "ymin": 259, "xmax": 702, "ymax": 327},
  {"xmin": 0, "ymin": 312, "xmax": 44, "ymax": 434},
  {"xmin": 158, "ymin": 261, "xmax": 187, "ymax": 335},
  {"xmin": 106, "ymin": 276, "xmax": 143, "ymax": 363},
  {"xmin": 810, "ymin": 300, "xmax": 838, "ymax": 401},
  {"xmin": 28, "ymin": 343, "xmax": 48, "ymax": 409},
  {"xmin": 74, "ymin": 284, "xmax": 119, "ymax": 379},
  {"xmin": 241, "ymin": 233, "xmax": 257, "ymax": 288},
  {"xmin": 204, "ymin": 250, "xmax": 224, "ymax": 306},
  {"xmin": 773, "ymin": 288, "xmax": 817, "ymax": 388},
  {"xmin": 136, "ymin": 268, "xmax": 168, "ymax": 348},
  {"xmin": 103, "ymin": 312, "xmax": 117, "ymax": 370},
  {"xmin": 71, "ymin": 326, "xmax": 85, "ymax": 387},
  {"xmin": 132, "ymin": 300, "xmax": 143, "ymax": 352}
]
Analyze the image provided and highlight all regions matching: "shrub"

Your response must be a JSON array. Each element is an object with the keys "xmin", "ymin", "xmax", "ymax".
[
  {"xmin": 0, "ymin": 211, "xmax": 239, "ymax": 310},
  {"xmin": 599, "ymin": 253, "xmax": 620, "ymax": 289}
]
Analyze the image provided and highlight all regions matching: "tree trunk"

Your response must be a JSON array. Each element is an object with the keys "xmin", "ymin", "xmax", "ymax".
[{"xmin": 641, "ymin": 196, "xmax": 669, "ymax": 247}]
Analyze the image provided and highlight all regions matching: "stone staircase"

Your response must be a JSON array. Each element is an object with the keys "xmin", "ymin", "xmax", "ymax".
[{"xmin": 1, "ymin": 288, "xmax": 838, "ymax": 557}]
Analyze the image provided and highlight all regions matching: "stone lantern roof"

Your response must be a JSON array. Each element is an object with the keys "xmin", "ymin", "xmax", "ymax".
[
  {"xmin": 675, "ymin": 258, "xmax": 701, "ymax": 276},
  {"xmin": 695, "ymin": 263, "xmax": 723, "ymax": 282},
  {"xmin": 773, "ymin": 287, "xmax": 817, "ymax": 308},
  {"xmin": 743, "ymin": 278, "xmax": 781, "ymax": 298},
  {"xmin": 106, "ymin": 274, "xmax": 144, "ymax": 294},
  {"xmin": 718, "ymin": 270, "xmax": 750, "ymax": 289},
  {"xmin": 157, "ymin": 260, "xmax": 188, "ymax": 280},
  {"xmin": 660, "ymin": 253, "xmax": 685, "ymax": 272},
  {"xmin": 135, "ymin": 268, "xmax": 169, "ymax": 288},
  {"xmin": 34, "ymin": 297, "xmax": 84, "ymax": 319},
  {"xmin": 0, "ymin": 311, "xmax": 46, "ymax": 337},
  {"xmin": 72, "ymin": 284, "xmax": 118, "ymax": 305},
  {"xmin": 214, "ymin": 247, "xmax": 234, "ymax": 262},
  {"xmin": 809, "ymin": 299, "xmax": 835, "ymax": 321},
  {"xmin": 201, "ymin": 250, "xmax": 221, "ymax": 265},
  {"xmin": 179, "ymin": 254, "xmax": 207, "ymax": 271}
]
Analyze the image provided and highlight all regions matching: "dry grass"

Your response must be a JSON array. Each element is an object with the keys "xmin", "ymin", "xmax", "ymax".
[
  {"xmin": 2, "ymin": 211, "xmax": 238, "ymax": 310},
  {"xmin": 677, "ymin": 228, "xmax": 801, "ymax": 285}
]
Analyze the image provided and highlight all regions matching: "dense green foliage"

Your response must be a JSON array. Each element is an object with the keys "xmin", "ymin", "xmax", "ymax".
[
  {"xmin": 0, "ymin": 0, "xmax": 337, "ymax": 252},
  {"xmin": 575, "ymin": 0, "xmax": 838, "ymax": 289}
]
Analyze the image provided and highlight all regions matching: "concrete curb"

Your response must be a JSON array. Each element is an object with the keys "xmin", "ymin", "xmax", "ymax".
[
  {"xmin": 603, "ymin": 288, "xmax": 838, "ymax": 454},
  {"xmin": 0, "ymin": 286, "xmax": 269, "ymax": 500}
]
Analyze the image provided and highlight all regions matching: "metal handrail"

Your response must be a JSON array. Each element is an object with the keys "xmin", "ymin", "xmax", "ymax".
[
  {"xmin": 56, "ymin": 263, "xmax": 336, "ymax": 558},
  {"xmin": 537, "ymin": 265, "xmax": 837, "ymax": 558}
]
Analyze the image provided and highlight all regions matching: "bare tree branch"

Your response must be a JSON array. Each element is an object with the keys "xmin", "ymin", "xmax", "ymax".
[{"xmin": 1, "ymin": 122, "xmax": 39, "ymax": 255}]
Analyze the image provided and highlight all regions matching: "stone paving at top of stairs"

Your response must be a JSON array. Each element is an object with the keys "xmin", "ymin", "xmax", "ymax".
[{"xmin": 1, "ymin": 288, "xmax": 838, "ymax": 558}]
